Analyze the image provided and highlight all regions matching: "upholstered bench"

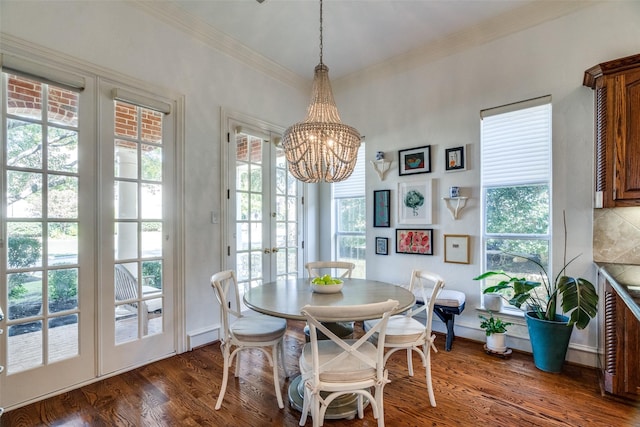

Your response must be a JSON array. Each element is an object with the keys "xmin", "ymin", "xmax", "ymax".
[{"xmin": 415, "ymin": 289, "xmax": 466, "ymax": 351}]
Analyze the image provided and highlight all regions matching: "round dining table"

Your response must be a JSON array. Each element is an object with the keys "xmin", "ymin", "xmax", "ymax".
[{"xmin": 243, "ymin": 277, "xmax": 416, "ymax": 419}]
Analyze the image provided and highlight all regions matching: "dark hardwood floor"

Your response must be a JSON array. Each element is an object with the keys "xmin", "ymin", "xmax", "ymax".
[{"xmin": 3, "ymin": 321, "xmax": 639, "ymax": 426}]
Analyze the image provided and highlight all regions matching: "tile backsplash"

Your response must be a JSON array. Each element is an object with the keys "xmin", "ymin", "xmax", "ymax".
[{"xmin": 593, "ymin": 207, "xmax": 640, "ymax": 264}]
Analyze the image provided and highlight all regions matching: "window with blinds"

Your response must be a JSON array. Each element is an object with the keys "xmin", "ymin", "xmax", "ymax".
[
  {"xmin": 332, "ymin": 144, "xmax": 366, "ymax": 278},
  {"xmin": 480, "ymin": 97, "xmax": 552, "ymax": 312}
]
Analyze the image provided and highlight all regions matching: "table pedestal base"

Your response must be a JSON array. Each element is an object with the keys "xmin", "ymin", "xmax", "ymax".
[{"xmin": 288, "ymin": 375, "xmax": 369, "ymax": 420}]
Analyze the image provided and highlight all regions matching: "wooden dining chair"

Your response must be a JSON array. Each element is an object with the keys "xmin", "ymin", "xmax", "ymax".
[
  {"xmin": 210, "ymin": 270, "xmax": 288, "ymax": 410},
  {"xmin": 305, "ymin": 261, "xmax": 355, "ymax": 279},
  {"xmin": 298, "ymin": 299, "xmax": 399, "ymax": 427},
  {"xmin": 364, "ymin": 269, "xmax": 445, "ymax": 407}
]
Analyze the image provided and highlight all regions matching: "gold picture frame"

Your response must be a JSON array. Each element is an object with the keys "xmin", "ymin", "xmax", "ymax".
[{"xmin": 444, "ymin": 234, "xmax": 470, "ymax": 264}]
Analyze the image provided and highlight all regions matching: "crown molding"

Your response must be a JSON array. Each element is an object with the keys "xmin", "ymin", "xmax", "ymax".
[
  {"xmin": 127, "ymin": 0, "xmax": 309, "ymax": 92},
  {"xmin": 334, "ymin": 0, "xmax": 600, "ymax": 88}
]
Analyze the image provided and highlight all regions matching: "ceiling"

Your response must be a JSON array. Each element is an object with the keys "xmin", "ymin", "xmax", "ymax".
[{"xmin": 136, "ymin": 1, "xmax": 594, "ymax": 84}]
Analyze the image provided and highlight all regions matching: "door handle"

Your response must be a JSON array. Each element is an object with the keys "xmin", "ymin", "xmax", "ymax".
[
  {"xmin": 271, "ymin": 247, "xmax": 279, "ymax": 253},
  {"xmin": 264, "ymin": 248, "xmax": 271, "ymax": 254}
]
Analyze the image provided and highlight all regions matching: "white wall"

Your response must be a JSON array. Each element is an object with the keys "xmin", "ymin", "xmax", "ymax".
[
  {"xmin": 333, "ymin": 1, "xmax": 640, "ymax": 365},
  {"xmin": 0, "ymin": 1, "xmax": 308, "ymax": 341}
]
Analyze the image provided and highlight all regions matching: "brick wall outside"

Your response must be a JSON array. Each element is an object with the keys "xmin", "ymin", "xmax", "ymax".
[{"xmin": 7, "ymin": 74, "xmax": 78, "ymax": 126}]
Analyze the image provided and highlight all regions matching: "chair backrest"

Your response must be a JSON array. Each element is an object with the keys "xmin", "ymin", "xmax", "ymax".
[
  {"xmin": 115, "ymin": 264, "xmax": 138, "ymax": 303},
  {"xmin": 305, "ymin": 261, "xmax": 355, "ymax": 279},
  {"xmin": 301, "ymin": 299, "xmax": 399, "ymax": 381},
  {"xmin": 211, "ymin": 270, "xmax": 242, "ymax": 340},
  {"xmin": 407, "ymin": 269, "xmax": 445, "ymax": 331}
]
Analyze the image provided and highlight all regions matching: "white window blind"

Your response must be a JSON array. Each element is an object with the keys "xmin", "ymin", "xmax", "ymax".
[
  {"xmin": 332, "ymin": 144, "xmax": 366, "ymax": 198},
  {"xmin": 481, "ymin": 97, "xmax": 551, "ymax": 186}
]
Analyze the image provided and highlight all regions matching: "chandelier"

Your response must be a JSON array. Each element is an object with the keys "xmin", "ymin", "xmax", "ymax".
[{"xmin": 281, "ymin": 0, "xmax": 361, "ymax": 183}]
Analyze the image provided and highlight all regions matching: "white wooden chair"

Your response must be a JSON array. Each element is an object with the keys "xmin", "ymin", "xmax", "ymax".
[
  {"xmin": 364, "ymin": 269, "xmax": 445, "ymax": 407},
  {"xmin": 298, "ymin": 299, "xmax": 399, "ymax": 427},
  {"xmin": 305, "ymin": 261, "xmax": 355, "ymax": 279},
  {"xmin": 114, "ymin": 264, "xmax": 162, "ymax": 335},
  {"xmin": 210, "ymin": 270, "xmax": 288, "ymax": 410}
]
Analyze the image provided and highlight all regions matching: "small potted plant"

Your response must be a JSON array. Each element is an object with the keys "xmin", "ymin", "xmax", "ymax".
[{"xmin": 479, "ymin": 312, "xmax": 512, "ymax": 353}]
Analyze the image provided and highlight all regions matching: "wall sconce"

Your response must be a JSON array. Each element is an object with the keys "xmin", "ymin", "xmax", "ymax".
[{"xmin": 370, "ymin": 151, "xmax": 391, "ymax": 181}]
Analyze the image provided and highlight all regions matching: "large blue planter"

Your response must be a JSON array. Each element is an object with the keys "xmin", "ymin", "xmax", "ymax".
[{"xmin": 525, "ymin": 312, "xmax": 573, "ymax": 373}]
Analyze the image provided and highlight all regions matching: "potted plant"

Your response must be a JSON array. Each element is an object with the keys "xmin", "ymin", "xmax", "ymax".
[
  {"xmin": 474, "ymin": 247, "xmax": 598, "ymax": 372},
  {"xmin": 479, "ymin": 312, "xmax": 512, "ymax": 353}
]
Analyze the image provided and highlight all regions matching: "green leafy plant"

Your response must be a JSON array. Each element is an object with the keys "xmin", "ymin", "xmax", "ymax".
[
  {"xmin": 474, "ymin": 215, "xmax": 598, "ymax": 330},
  {"xmin": 479, "ymin": 312, "xmax": 512, "ymax": 336}
]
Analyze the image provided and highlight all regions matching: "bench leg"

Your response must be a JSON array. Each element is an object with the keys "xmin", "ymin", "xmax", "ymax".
[{"xmin": 433, "ymin": 304, "xmax": 464, "ymax": 352}]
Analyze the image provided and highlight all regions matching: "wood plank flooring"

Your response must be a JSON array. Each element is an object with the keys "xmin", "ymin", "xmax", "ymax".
[{"xmin": 3, "ymin": 321, "xmax": 639, "ymax": 426}]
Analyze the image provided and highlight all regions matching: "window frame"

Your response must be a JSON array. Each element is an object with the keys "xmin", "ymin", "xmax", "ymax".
[{"xmin": 480, "ymin": 97, "xmax": 552, "ymax": 314}]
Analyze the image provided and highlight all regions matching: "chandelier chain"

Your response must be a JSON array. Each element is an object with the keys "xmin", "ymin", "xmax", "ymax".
[{"xmin": 319, "ymin": 0, "xmax": 323, "ymax": 65}]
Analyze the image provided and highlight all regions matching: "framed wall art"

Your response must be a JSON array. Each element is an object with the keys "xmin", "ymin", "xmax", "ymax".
[
  {"xmin": 444, "ymin": 234, "xmax": 470, "ymax": 264},
  {"xmin": 399, "ymin": 145, "xmax": 431, "ymax": 176},
  {"xmin": 445, "ymin": 146, "xmax": 466, "ymax": 172},
  {"xmin": 398, "ymin": 180, "xmax": 432, "ymax": 225},
  {"xmin": 375, "ymin": 237, "xmax": 388, "ymax": 255},
  {"xmin": 373, "ymin": 190, "xmax": 391, "ymax": 227},
  {"xmin": 396, "ymin": 228, "xmax": 433, "ymax": 255}
]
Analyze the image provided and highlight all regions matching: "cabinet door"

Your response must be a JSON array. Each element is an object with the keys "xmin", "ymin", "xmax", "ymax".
[{"xmin": 612, "ymin": 69, "xmax": 640, "ymax": 204}]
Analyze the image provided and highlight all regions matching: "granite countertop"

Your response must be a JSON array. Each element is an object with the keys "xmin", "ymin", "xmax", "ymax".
[{"xmin": 596, "ymin": 263, "xmax": 640, "ymax": 321}]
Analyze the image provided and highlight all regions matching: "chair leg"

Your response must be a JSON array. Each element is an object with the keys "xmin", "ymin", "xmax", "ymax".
[
  {"xmin": 376, "ymin": 386, "xmax": 385, "ymax": 427},
  {"xmin": 271, "ymin": 344, "xmax": 284, "ymax": 409},
  {"xmin": 299, "ymin": 384, "xmax": 310, "ymax": 426},
  {"xmin": 279, "ymin": 339, "xmax": 288, "ymax": 379},
  {"xmin": 424, "ymin": 346, "xmax": 436, "ymax": 407},
  {"xmin": 406, "ymin": 348, "xmax": 414, "ymax": 376},
  {"xmin": 216, "ymin": 346, "xmax": 230, "ymax": 410}
]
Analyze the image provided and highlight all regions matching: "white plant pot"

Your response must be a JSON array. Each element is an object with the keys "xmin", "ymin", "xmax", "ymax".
[
  {"xmin": 486, "ymin": 332, "xmax": 507, "ymax": 353},
  {"xmin": 484, "ymin": 293, "xmax": 503, "ymax": 312}
]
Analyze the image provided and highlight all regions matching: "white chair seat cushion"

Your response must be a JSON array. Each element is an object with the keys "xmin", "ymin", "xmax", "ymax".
[
  {"xmin": 364, "ymin": 315, "xmax": 424, "ymax": 344},
  {"xmin": 231, "ymin": 314, "xmax": 287, "ymax": 342},
  {"xmin": 142, "ymin": 286, "xmax": 163, "ymax": 313},
  {"xmin": 415, "ymin": 288, "xmax": 465, "ymax": 307},
  {"xmin": 299, "ymin": 340, "xmax": 377, "ymax": 382}
]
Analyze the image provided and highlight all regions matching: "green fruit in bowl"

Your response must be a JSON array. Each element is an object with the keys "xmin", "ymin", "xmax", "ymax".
[{"xmin": 312, "ymin": 276, "xmax": 342, "ymax": 285}]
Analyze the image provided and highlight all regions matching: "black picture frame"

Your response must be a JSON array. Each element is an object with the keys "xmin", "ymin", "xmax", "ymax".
[
  {"xmin": 445, "ymin": 146, "xmax": 466, "ymax": 171},
  {"xmin": 399, "ymin": 145, "xmax": 432, "ymax": 176},
  {"xmin": 373, "ymin": 190, "xmax": 391, "ymax": 227},
  {"xmin": 375, "ymin": 237, "xmax": 388, "ymax": 255}
]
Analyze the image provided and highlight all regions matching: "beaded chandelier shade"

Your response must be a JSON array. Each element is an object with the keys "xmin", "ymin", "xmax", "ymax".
[{"xmin": 281, "ymin": 0, "xmax": 361, "ymax": 183}]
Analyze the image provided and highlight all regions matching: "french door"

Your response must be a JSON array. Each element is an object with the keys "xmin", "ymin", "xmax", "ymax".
[
  {"xmin": 1, "ymin": 70, "xmax": 96, "ymax": 408},
  {"xmin": 226, "ymin": 119, "xmax": 303, "ymax": 298},
  {"xmin": 98, "ymin": 82, "xmax": 175, "ymax": 374},
  {"xmin": 1, "ymin": 67, "xmax": 178, "ymax": 409}
]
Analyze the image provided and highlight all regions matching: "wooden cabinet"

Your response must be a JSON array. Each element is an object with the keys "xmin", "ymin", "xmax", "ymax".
[
  {"xmin": 600, "ymin": 277, "xmax": 640, "ymax": 399},
  {"xmin": 584, "ymin": 53, "xmax": 640, "ymax": 208}
]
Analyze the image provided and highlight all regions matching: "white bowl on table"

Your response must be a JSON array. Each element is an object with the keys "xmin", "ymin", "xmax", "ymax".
[{"xmin": 310, "ymin": 280, "xmax": 343, "ymax": 294}]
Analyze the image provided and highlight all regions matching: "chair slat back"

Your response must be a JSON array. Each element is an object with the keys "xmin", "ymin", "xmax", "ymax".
[
  {"xmin": 301, "ymin": 299, "xmax": 399, "ymax": 379},
  {"xmin": 115, "ymin": 264, "xmax": 139, "ymax": 304},
  {"xmin": 407, "ymin": 269, "xmax": 445, "ymax": 328},
  {"xmin": 305, "ymin": 261, "xmax": 355, "ymax": 279},
  {"xmin": 211, "ymin": 270, "xmax": 243, "ymax": 340}
]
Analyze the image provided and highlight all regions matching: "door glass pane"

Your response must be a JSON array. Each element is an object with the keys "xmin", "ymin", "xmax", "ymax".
[
  {"xmin": 48, "ymin": 175, "xmax": 78, "ymax": 218},
  {"xmin": 142, "ymin": 222, "xmax": 162, "ymax": 258},
  {"xmin": 141, "ymin": 144, "xmax": 162, "ymax": 181},
  {"xmin": 48, "ymin": 268, "xmax": 78, "ymax": 313},
  {"xmin": 141, "ymin": 183, "xmax": 162, "ymax": 219},
  {"xmin": 49, "ymin": 314, "xmax": 78, "ymax": 362},
  {"xmin": 7, "ymin": 119, "xmax": 43, "ymax": 168},
  {"xmin": 7, "ymin": 170, "xmax": 42, "ymax": 217},
  {"xmin": 115, "ymin": 181, "xmax": 138, "ymax": 219},
  {"xmin": 48, "ymin": 222, "xmax": 78, "ymax": 266},
  {"xmin": 115, "ymin": 143, "xmax": 137, "ymax": 179},
  {"xmin": 115, "ymin": 222, "xmax": 138, "ymax": 260},
  {"xmin": 48, "ymin": 126, "xmax": 78, "ymax": 172}
]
